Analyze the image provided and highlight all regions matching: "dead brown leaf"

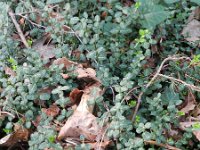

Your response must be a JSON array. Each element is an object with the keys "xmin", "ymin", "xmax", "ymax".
[
  {"xmin": 19, "ymin": 17, "xmax": 25, "ymax": 25},
  {"xmin": 101, "ymin": 11, "xmax": 107, "ymax": 19},
  {"xmin": 180, "ymin": 122, "xmax": 200, "ymax": 141},
  {"xmin": 12, "ymin": 33, "xmax": 20, "ymax": 40},
  {"xmin": 182, "ymin": 7, "xmax": 200, "ymax": 43},
  {"xmin": 76, "ymin": 67, "xmax": 96, "ymax": 79},
  {"xmin": 54, "ymin": 56, "xmax": 107, "ymax": 146},
  {"xmin": 53, "ymin": 57, "xmax": 78, "ymax": 69},
  {"xmin": 54, "ymin": 57, "xmax": 100, "ymax": 83},
  {"xmin": 4, "ymin": 67, "xmax": 16, "ymax": 76},
  {"xmin": 32, "ymin": 115, "xmax": 41, "ymax": 127},
  {"xmin": 188, "ymin": 7, "xmax": 200, "ymax": 22},
  {"xmin": 42, "ymin": 104, "xmax": 60, "ymax": 117},
  {"xmin": 69, "ymin": 88, "xmax": 83, "ymax": 104},
  {"xmin": 58, "ymin": 83, "xmax": 105, "ymax": 142},
  {"xmin": 58, "ymin": 111, "xmax": 101, "ymax": 141},
  {"xmin": 182, "ymin": 19, "xmax": 200, "ymax": 42},
  {"xmin": 61, "ymin": 73, "xmax": 70, "ymax": 79},
  {"xmin": 32, "ymin": 36, "xmax": 55, "ymax": 60},
  {"xmin": 144, "ymin": 140, "xmax": 181, "ymax": 150},
  {"xmin": 76, "ymin": 83, "xmax": 102, "ymax": 113},
  {"xmin": 88, "ymin": 141, "xmax": 111, "ymax": 150},
  {"xmin": 72, "ymin": 50, "xmax": 81, "ymax": 60},
  {"xmin": 0, "ymin": 124, "xmax": 30, "ymax": 147},
  {"xmin": 179, "ymin": 92, "xmax": 196, "ymax": 114},
  {"xmin": 191, "ymin": 106, "xmax": 200, "ymax": 117}
]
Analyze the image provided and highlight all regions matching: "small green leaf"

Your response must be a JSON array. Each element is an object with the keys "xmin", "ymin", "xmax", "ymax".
[
  {"xmin": 142, "ymin": 131, "xmax": 152, "ymax": 140},
  {"xmin": 70, "ymin": 17, "xmax": 79, "ymax": 24},
  {"xmin": 177, "ymin": 111, "xmax": 185, "ymax": 116},
  {"xmin": 47, "ymin": 0, "xmax": 64, "ymax": 4},
  {"xmin": 138, "ymin": 0, "xmax": 170, "ymax": 29},
  {"xmin": 192, "ymin": 123, "xmax": 200, "ymax": 129},
  {"xmin": 3, "ymin": 128, "xmax": 12, "ymax": 134},
  {"xmin": 164, "ymin": 0, "xmax": 180, "ymax": 4},
  {"xmin": 48, "ymin": 135, "xmax": 56, "ymax": 143},
  {"xmin": 135, "ymin": 2, "xmax": 141, "ymax": 9},
  {"xmin": 129, "ymin": 100, "xmax": 136, "ymax": 107},
  {"xmin": 191, "ymin": 0, "xmax": 200, "ymax": 5},
  {"xmin": 40, "ymin": 93, "xmax": 50, "ymax": 100},
  {"xmin": 27, "ymin": 39, "xmax": 33, "ymax": 46}
]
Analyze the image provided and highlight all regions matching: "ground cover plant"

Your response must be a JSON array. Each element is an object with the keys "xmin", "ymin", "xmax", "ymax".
[{"xmin": 0, "ymin": 0, "xmax": 200, "ymax": 149}]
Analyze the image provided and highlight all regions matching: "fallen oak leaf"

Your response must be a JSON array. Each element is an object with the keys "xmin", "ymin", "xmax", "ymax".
[
  {"xmin": 58, "ymin": 111, "xmax": 101, "ymax": 141},
  {"xmin": 58, "ymin": 84, "xmax": 105, "ymax": 141}
]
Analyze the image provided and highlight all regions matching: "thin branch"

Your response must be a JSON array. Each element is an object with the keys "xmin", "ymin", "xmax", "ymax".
[
  {"xmin": 63, "ymin": 25, "xmax": 98, "ymax": 65},
  {"xmin": 121, "ymin": 86, "xmax": 139, "ymax": 104},
  {"xmin": 158, "ymin": 74, "xmax": 200, "ymax": 92},
  {"xmin": 131, "ymin": 56, "xmax": 191, "ymax": 122},
  {"xmin": 0, "ymin": 111, "xmax": 15, "ymax": 118},
  {"xmin": 16, "ymin": 14, "xmax": 46, "ymax": 29},
  {"xmin": 144, "ymin": 140, "xmax": 181, "ymax": 150},
  {"xmin": 8, "ymin": 10, "xmax": 29, "ymax": 48},
  {"xmin": 185, "ymin": 73, "xmax": 200, "ymax": 84},
  {"xmin": 109, "ymin": 86, "xmax": 115, "ymax": 102}
]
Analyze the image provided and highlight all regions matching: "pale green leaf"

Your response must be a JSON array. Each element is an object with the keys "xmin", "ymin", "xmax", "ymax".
[
  {"xmin": 47, "ymin": 0, "xmax": 64, "ymax": 4},
  {"xmin": 191, "ymin": 0, "xmax": 200, "ymax": 5},
  {"xmin": 138, "ymin": 0, "xmax": 170, "ymax": 29}
]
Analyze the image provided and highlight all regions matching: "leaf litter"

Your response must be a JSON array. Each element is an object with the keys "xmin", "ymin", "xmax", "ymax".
[{"xmin": 0, "ymin": 52, "xmax": 110, "ymax": 149}]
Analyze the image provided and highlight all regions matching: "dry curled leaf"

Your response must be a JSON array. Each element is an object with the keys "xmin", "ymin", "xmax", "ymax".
[
  {"xmin": 76, "ymin": 83, "xmax": 102, "ymax": 113},
  {"xmin": 69, "ymin": 88, "xmax": 83, "ymax": 104},
  {"xmin": 42, "ymin": 104, "xmax": 60, "ymax": 117},
  {"xmin": 76, "ymin": 67, "xmax": 96, "ymax": 79},
  {"xmin": 58, "ymin": 111, "xmax": 101, "ymax": 141},
  {"xmin": 54, "ymin": 57, "xmax": 99, "ymax": 82},
  {"xmin": 58, "ymin": 83, "xmax": 105, "ymax": 142},
  {"xmin": 53, "ymin": 57, "xmax": 78, "ymax": 69}
]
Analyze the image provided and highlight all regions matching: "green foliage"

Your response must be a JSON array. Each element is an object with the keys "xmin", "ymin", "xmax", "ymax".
[
  {"xmin": 138, "ymin": 0, "xmax": 170, "ymax": 29},
  {"xmin": 191, "ymin": 0, "xmax": 200, "ymax": 5},
  {"xmin": 190, "ymin": 54, "xmax": 200, "ymax": 65},
  {"xmin": 0, "ymin": 0, "xmax": 200, "ymax": 149},
  {"xmin": 29, "ymin": 114, "xmax": 62, "ymax": 150}
]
